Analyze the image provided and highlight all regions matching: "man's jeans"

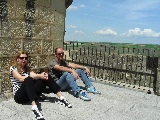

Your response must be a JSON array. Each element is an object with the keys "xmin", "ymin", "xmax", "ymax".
[{"xmin": 56, "ymin": 69, "xmax": 93, "ymax": 95}]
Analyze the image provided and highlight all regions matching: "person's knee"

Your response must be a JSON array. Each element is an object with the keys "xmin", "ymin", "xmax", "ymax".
[
  {"xmin": 62, "ymin": 72, "xmax": 74, "ymax": 81},
  {"xmin": 63, "ymin": 72, "xmax": 71, "ymax": 77},
  {"xmin": 25, "ymin": 76, "xmax": 34, "ymax": 82},
  {"xmin": 75, "ymin": 69, "xmax": 84, "ymax": 74}
]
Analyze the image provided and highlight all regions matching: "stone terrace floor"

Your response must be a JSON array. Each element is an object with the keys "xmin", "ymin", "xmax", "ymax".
[{"xmin": 1, "ymin": 79, "xmax": 160, "ymax": 120}]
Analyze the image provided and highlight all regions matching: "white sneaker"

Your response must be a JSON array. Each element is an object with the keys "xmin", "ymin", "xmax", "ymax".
[
  {"xmin": 32, "ymin": 108, "xmax": 45, "ymax": 120},
  {"xmin": 58, "ymin": 98, "xmax": 72, "ymax": 108}
]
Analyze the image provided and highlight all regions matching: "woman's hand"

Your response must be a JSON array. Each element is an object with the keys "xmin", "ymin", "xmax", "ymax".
[
  {"xmin": 40, "ymin": 72, "xmax": 48, "ymax": 80},
  {"xmin": 30, "ymin": 71, "xmax": 48, "ymax": 80}
]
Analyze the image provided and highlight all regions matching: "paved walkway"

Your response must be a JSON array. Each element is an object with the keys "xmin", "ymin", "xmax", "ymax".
[{"xmin": 1, "ymin": 79, "xmax": 160, "ymax": 120}]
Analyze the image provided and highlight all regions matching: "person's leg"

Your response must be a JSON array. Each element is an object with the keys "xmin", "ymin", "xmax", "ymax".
[
  {"xmin": 57, "ymin": 72, "xmax": 91, "ymax": 101},
  {"xmin": 33, "ymin": 79, "xmax": 46, "ymax": 95},
  {"xmin": 33, "ymin": 78, "xmax": 48, "ymax": 100},
  {"xmin": 46, "ymin": 74, "xmax": 72, "ymax": 108},
  {"xmin": 75, "ymin": 69, "xmax": 101, "ymax": 94},
  {"xmin": 14, "ymin": 76, "xmax": 38, "ymax": 103},
  {"xmin": 56, "ymin": 72, "xmax": 70, "ymax": 91},
  {"xmin": 44, "ymin": 74, "xmax": 61, "ymax": 94},
  {"xmin": 26, "ymin": 78, "xmax": 45, "ymax": 120},
  {"xmin": 75, "ymin": 69, "xmax": 93, "ymax": 88},
  {"xmin": 14, "ymin": 76, "xmax": 44, "ymax": 120},
  {"xmin": 57, "ymin": 72, "xmax": 81, "ymax": 95}
]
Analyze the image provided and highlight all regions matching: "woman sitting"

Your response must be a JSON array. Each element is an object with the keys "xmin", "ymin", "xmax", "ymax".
[{"xmin": 9, "ymin": 51, "xmax": 72, "ymax": 120}]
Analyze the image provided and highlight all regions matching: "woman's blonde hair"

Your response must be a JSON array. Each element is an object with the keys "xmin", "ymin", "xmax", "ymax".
[{"xmin": 11, "ymin": 51, "xmax": 29, "ymax": 73}]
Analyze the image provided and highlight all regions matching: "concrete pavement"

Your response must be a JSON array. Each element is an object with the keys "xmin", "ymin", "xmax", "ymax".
[{"xmin": 0, "ymin": 79, "xmax": 160, "ymax": 120}]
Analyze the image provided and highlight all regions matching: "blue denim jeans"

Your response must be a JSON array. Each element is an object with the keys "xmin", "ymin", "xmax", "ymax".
[{"xmin": 56, "ymin": 69, "xmax": 93, "ymax": 95}]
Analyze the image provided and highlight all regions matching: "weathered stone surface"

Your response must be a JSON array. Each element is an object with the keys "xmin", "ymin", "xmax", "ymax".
[
  {"xmin": 0, "ymin": 0, "xmax": 69, "ymax": 96},
  {"xmin": 1, "ymin": 80, "xmax": 160, "ymax": 120}
]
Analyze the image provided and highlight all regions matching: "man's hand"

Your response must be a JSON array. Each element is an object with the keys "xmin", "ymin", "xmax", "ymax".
[
  {"xmin": 85, "ymin": 67, "xmax": 91, "ymax": 76},
  {"xmin": 71, "ymin": 71, "xmax": 79, "ymax": 80}
]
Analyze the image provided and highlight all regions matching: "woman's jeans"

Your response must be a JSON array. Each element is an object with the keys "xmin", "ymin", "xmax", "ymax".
[
  {"xmin": 56, "ymin": 69, "xmax": 93, "ymax": 95},
  {"xmin": 14, "ymin": 75, "xmax": 60, "ymax": 104}
]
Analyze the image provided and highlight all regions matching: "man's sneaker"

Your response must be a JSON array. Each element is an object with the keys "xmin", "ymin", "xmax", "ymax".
[
  {"xmin": 78, "ymin": 91, "xmax": 91, "ymax": 101},
  {"xmin": 87, "ymin": 86, "xmax": 101, "ymax": 94},
  {"xmin": 32, "ymin": 108, "xmax": 45, "ymax": 120},
  {"xmin": 58, "ymin": 98, "xmax": 72, "ymax": 108}
]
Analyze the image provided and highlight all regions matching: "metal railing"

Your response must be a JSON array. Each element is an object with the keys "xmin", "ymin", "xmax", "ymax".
[{"xmin": 64, "ymin": 42, "xmax": 160, "ymax": 95}]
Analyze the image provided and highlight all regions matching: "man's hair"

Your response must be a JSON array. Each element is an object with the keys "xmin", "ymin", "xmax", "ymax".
[
  {"xmin": 54, "ymin": 48, "xmax": 59, "ymax": 53},
  {"xmin": 54, "ymin": 47, "xmax": 63, "ymax": 53}
]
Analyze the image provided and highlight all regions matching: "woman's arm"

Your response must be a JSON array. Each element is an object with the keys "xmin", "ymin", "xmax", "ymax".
[
  {"xmin": 29, "ymin": 71, "xmax": 48, "ymax": 80},
  {"xmin": 12, "ymin": 70, "xmax": 28, "ymax": 82}
]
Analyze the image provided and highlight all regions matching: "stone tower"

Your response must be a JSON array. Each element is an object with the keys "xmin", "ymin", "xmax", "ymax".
[{"xmin": 0, "ymin": 0, "xmax": 73, "ymax": 99}]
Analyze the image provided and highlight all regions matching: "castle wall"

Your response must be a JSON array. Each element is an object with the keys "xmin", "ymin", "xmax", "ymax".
[{"xmin": 0, "ymin": 0, "xmax": 68, "ymax": 99}]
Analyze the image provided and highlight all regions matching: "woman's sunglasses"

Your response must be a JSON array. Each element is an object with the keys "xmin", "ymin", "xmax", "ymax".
[{"xmin": 19, "ymin": 57, "xmax": 28, "ymax": 60}]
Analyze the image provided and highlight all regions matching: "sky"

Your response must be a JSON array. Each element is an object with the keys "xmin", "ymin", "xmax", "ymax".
[{"xmin": 64, "ymin": 0, "xmax": 160, "ymax": 45}]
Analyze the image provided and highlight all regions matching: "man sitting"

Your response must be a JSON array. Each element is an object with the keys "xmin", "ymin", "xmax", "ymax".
[{"xmin": 48, "ymin": 47, "xmax": 100, "ymax": 101}]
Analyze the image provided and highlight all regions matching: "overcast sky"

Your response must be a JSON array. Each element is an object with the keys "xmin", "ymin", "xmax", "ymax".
[{"xmin": 64, "ymin": 0, "xmax": 160, "ymax": 45}]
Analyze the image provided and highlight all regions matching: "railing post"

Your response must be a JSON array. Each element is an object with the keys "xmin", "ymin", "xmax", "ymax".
[
  {"xmin": 0, "ymin": 80, "xmax": 1, "ymax": 93},
  {"xmin": 156, "ymin": 48, "xmax": 160, "ymax": 95},
  {"xmin": 156, "ymin": 67, "xmax": 160, "ymax": 95},
  {"xmin": 72, "ymin": 42, "xmax": 74, "ymax": 50}
]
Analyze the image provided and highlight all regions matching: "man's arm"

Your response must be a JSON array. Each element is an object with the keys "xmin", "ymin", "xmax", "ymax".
[
  {"xmin": 49, "ymin": 59, "xmax": 74, "ymax": 73},
  {"xmin": 68, "ymin": 63, "xmax": 86, "ymax": 70},
  {"xmin": 54, "ymin": 65, "xmax": 80, "ymax": 79},
  {"xmin": 68, "ymin": 63, "xmax": 91, "ymax": 76},
  {"xmin": 53, "ymin": 65, "xmax": 74, "ymax": 73}
]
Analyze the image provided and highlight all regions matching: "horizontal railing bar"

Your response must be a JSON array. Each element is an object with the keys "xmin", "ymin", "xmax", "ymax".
[{"xmin": 69, "ymin": 61, "xmax": 155, "ymax": 77}]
